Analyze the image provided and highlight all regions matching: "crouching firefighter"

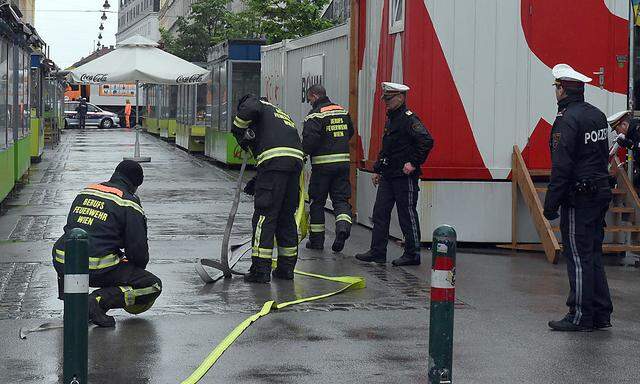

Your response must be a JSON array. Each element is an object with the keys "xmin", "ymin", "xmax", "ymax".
[
  {"xmin": 232, "ymin": 94, "xmax": 304, "ymax": 283},
  {"xmin": 302, "ymin": 84, "xmax": 354, "ymax": 252},
  {"xmin": 52, "ymin": 160, "xmax": 162, "ymax": 327}
]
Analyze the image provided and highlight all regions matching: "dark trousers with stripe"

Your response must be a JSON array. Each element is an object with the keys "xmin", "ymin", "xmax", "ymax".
[
  {"xmin": 559, "ymin": 203, "xmax": 613, "ymax": 327},
  {"xmin": 251, "ymin": 168, "xmax": 301, "ymax": 270},
  {"xmin": 54, "ymin": 260, "xmax": 162, "ymax": 313},
  {"xmin": 370, "ymin": 175, "xmax": 421, "ymax": 259},
  {"xmin": 308, "ymin": 165, "xmax": 353, "ymax": 237}
]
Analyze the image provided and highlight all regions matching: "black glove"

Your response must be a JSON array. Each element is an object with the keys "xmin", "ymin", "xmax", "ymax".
[
  {"xmin": 616, "ymin": 135, "xmax": 634, "ymax": 149},
  {"xmin": 243, "ymin": 176, "xmax": 256, "ymax": 196},
  {"xmin": 543, "ymin": 209, "xmax": 559, "ymax": 221}
]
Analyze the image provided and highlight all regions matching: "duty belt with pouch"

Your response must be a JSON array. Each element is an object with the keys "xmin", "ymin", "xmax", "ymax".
[{"xmin": 568, "ymin": 178, "xmax": 611, "ymax": 206}]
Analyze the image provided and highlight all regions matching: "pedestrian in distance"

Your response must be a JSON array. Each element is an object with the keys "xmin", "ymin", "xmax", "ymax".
[
  {"xmin": 52, "ymin": 160, "xmax": 162, "ymax": 327},
  {"xmin": 76, "ymin": 97, "xmax": 88, "ymax": 129},
  {"xmin": 124, "ymin": 99, "xmax": 132, "ymax": 128},
  {"xmin": 302, "ymin": 84, "xmax": 354, "ymax": 252},
  {"xmin": 232, "ymin": 94, "xmax": 304, "ymax": 283},
  {"xmin": 355, "ymin": 82, "xmax": 434, "ymax": 266},
  {"xmin": 544, "ymin": 63, "xmax": 613, "ymax": 332}
]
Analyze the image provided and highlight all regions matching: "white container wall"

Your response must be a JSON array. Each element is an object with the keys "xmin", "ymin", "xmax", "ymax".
[{"xmin": 261, "ymin": 23, "xmax": 350, "ymax": 132}]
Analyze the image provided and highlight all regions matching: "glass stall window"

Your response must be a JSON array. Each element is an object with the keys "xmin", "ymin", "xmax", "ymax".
[
  {"xmin": 210, "ymin": 64, "xmax": 220, "ymax": 132},
  {"xmin": 17, "ymin": 50, "xmax": 24, "ymax": 139},
  {"xmin": 231, "ymin": 62, "xmax": 260, "ymax": 122},
  {"xmin": 169, "ymin": 85, "xmax": 177, "ymax": 119},
  {"xmin": 177, "ymin": 85, "xmax": 182, "ymax": 124},
  {"xmin": 30, "ymin": 67, "xmax": 40, "ymax": 119},
  {"xmin": 0, "ymin": 40, "xmax": 7, "ymax": 149},
  {"xmin": 219, "ymin": 62, "xmax": 228, "ymax": 131},
  {"xmin": 7, "ymin": 45, "xmax": 14, "ymax": 146},
  {"xmin": 23, "ymin": 51, "xmax": 30, "ymax": 135}
]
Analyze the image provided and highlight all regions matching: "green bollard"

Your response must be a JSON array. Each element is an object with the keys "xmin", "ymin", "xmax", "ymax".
[
  {"xmin": 63, "ymin": 228, "xmax": 89, "ymax": 384},
  {"xmin": 428, "ymin": 225, "xmax": 456, "ymax": 384}
]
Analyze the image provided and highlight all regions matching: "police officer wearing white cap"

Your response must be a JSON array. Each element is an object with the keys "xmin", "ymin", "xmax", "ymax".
[
  {"xmin": 544, "ymin": 64, "xmax": 613, "ymax": 332},
  {"xmin": 608, "ymin": 110, "xmax": 640, "ymax": 150},
  {"xmin": 355, "ymin": 82, "xmax": 434, "ymax": 266}
]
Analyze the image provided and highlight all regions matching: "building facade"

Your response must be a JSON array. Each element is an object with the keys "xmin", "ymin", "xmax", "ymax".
[
  {"xmin": 117, "ymin": 0, "xmax": 161, "ymax": 42},
  {"xmin": 10, "ymin": 0, "xmax": 35, "ymax": 26}
]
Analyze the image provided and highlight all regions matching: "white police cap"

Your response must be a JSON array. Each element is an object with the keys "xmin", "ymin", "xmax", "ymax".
[
  {"xmin": 552, "ymin": 64, "xmax": 592, "ymax": 83},
  {"xmin": 607, "ymin": 110, "xmax": 630, "ymax": 128},
  {"xmin": 382, "ymin": 82, "xmax": 410, "ymax": 93}
]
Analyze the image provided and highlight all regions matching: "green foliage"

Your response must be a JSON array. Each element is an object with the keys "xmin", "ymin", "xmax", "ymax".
[
  {"xmin": 238, "ymin": 0, "xmax": 335, "ymax": 44},
  {"xmin": 161, "ymin": 0, "xmax": 232, "ymax": 62},
  {"xmin": 160, "ymin": 0, "xmax": 336, "ymax": 61}
]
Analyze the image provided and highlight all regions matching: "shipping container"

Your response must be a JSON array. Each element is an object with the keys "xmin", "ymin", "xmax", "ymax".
[
  {"xmin": 354, "ymin": 0, "xmax": 632, "ymax": 242},
  {"xmin": 261, "ymin": 23, "xmax": 350, "ymax": 131}
]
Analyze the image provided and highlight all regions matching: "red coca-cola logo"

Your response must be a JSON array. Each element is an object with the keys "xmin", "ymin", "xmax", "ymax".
[
  {"xmin": 80, "ymin": 73, "xmax": 108, "ymax": 82},
  {"xmin": 176, "ymin": 74, "xmax": 205, "ymax": 84}
]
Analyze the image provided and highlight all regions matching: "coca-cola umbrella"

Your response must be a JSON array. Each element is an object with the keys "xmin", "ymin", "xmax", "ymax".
[{"xmin": 67, "ymin": 35, "xmax": 209, "ymax": 162}]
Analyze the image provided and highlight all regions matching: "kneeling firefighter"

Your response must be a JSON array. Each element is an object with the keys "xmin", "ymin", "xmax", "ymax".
[
  {"xmin": 53, "ymin": 160, "xmax": 162, "ymax": 327},
  {"xmin": 232, "ymin": 94, "xmax": 304, "ymax": 283}
]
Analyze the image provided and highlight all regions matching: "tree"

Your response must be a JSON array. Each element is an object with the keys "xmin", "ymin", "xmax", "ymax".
[
  {"xmin": 160, "ymin": 0, "xmax": 232, "ymax": 62},
  {"xmin": 160, "ymin": 0, "xmax": 335, "ymax": 61},
  {"xmin": 236, "ymin": 0, "xmax": 335, "ymax": 44}
]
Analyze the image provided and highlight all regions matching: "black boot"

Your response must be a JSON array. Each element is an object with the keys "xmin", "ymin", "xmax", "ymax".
[
  {"xmin": 392, "ymin": 254, "xmax": 420, "ymax": 266},
  {"xmin": 244, "ymin": 257, "xmax": 271, "ymax": 283},
  {"xmin": 548, "ymin": 314, "xmax": 593, "ymax": 332},
  {"xmin": 355, "ymin": 250, "xmax": 386, "ymax": 264},
  {"xmin": 331, "ymin": 221, "xmax": 351, "ymax": 253},
  {"xmin": 305, "ymin": 232, "xmax": 325, "ymax": 250},
  {"xmin": 273, "ymin": 257, "xmax": 296, "ymax": 280},
  {"xmin": 88, "ymin": 292, "xmax": 115, "ymax": 327}
]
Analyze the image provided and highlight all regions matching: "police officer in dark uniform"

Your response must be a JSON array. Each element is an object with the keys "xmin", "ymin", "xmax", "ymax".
[
  {"xmin": 608, "ymin": 110, "xmax": 640, "ymax": 187},
  {"xmin": 76, "ymin": 97, "xmax": 88, "ymax": 129},
  {"xmin": 53, "ymin": 160, "xmax": 162, "ymax": 327},
  {"xmin": 302, "ymin": 84, "xmax": 354, "ymax": 252},
  {"xmin": 544, "ymin": 64, "xmax": 613, "ymax": 332},
  {"xmin": 232, "ymin": 94, "xmax": 304, "ymax": 283},
  {"xmin": 355, "ymin": 82, "xmax": 434, "ymax": 266}
]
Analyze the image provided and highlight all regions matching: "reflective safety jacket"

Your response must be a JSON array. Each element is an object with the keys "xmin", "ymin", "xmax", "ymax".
[
  {"xmin": 232, "ymin": 96, "xmax": 303, "ymax": 172},
  {"xmin": 302, "ymin": 96, "xmax": 354, "ymax": 170},
  {"xmin": 374, "ymin": 104, "xmax": 434, "ymax": 178},
  {"xmin": 53, "ymin": 174, "xmax": 149, "ymax": 274}
]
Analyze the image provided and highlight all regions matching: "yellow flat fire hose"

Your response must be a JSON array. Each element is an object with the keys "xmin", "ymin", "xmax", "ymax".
[
  {"xmin": 180, "ymin": 271, "xmax": 365, "ymax": 384},
  {"xmin": 183, "ymin": 162, "xmax": 364, "ymax": 383}
]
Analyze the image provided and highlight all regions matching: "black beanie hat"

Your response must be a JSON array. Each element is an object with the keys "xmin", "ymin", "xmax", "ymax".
[{"xmin": 114, "ymin": 160, "xmax": 144, "ymax": 187}]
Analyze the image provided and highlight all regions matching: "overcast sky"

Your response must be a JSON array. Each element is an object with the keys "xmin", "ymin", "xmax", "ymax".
[{"xmin": 34, "ymin": 0, "xmax": 119, "ymax": 69}]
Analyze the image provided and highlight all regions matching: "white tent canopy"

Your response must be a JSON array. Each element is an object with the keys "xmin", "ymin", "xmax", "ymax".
[{"xmin": 67, "ymin": 35, "xmax": 209, "ymax": 85}]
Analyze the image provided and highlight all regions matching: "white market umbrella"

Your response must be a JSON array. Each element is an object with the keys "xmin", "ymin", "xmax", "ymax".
[{"xmin": 67, "ymin": 35, "xmax": 210, "ymax": 162}]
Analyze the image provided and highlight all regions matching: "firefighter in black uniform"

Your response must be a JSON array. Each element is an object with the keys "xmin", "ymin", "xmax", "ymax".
[
  {"xmin": 544, "ymin": 64, "xmax": 613, "ymax": 332},
  {"xmin": 232, "ymin": 94, "xmax": 304, "ymax": 283},
  {"xmin": 608, "ymin": 110, "xmax": 640, "ymax": 187},
  {"xmin": 53, "ymin": 160, "xmax": 162, "ymax": 327},
  {"xmin": 302, "ymin": 84, "xmax": 354, "ymax": 252},
  {"xmin": 355, "ymin": 82, "xmax": 434, "ymax": 266}
]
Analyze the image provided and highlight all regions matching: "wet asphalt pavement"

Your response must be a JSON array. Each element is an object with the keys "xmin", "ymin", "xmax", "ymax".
[{"xmin": 1, "ymin": 128, "xmax": 639, "ymax": 384}]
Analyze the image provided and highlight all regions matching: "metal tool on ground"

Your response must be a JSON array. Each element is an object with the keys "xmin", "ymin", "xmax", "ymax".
[
  {"xmin": 19, "ymin": 321, "xmax": 64, "ymax": 339},
  {"xmin": 63, "ymin": 228, "xmax": 89, "ymax": 384},
  {"xmin": 196, "ymin": 138, "xmax": 254, "ymax": 283},
  {"xmin": 428, "ymin": 225, "xmax": 456, "ymax": 384},
  {"xmin": 123, "ymin": 80, "xmax": 151, "ymax": 163}
]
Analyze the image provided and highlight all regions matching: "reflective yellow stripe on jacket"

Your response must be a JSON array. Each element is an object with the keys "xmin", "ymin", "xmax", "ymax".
[
  {"xmin": 256, "ymin": 147, "xmax": 304, "ymax": 166},
  {"xmin": 55, "ymin": 249, "xmax": 120, "ymax": 270},
  {"xmin": 234, "ymin": 116, "xmax": 251, "ymax": 129},
  {"xmin": 311, "ymin": 153, "xmax": 350, "ymax": 165}
]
